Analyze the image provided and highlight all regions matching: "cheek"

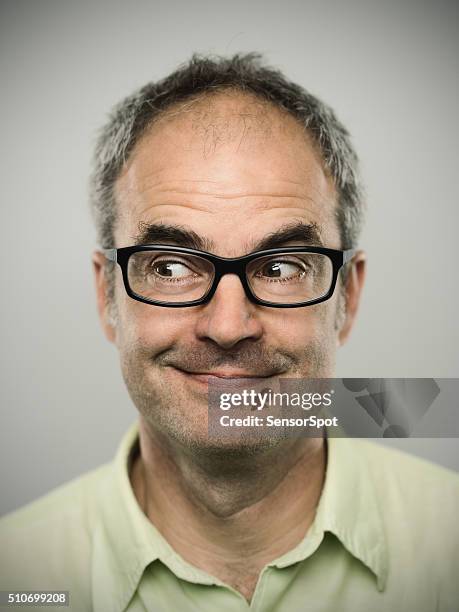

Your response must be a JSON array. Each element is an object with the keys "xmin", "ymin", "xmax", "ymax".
[
  {"xmin": 115, "ymin": 291, "xmax": 193, "ymax": 353},
  {"xmin": 275, "ymin": 300, "xmax": 338, "ymax": 343},
  {"xmin": 271, "ymin": 301, "xmax": 340, "ymax": 377}
]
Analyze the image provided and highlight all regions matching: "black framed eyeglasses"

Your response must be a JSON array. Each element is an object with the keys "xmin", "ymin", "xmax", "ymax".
[{"xmin": 103, "ymin": 245, "xmax": 356, "ymax": 308}]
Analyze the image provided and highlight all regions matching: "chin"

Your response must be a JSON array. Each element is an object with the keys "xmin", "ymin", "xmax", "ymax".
[{"xmin": 160, "ymin": 419, "xmax": 288, "ymax": 461}]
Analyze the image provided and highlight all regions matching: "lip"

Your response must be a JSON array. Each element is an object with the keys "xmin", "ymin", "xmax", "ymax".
[{"xmin": 171, "ymin": 367, "xmax": 275, "ymax": 387}]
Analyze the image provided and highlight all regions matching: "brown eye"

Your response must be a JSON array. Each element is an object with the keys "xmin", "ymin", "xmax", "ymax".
[
  {"xmin": 153, "ymin": 261, "xmax": 193, "ymax": 279},
  {"xmin": 257, "ymin": 260, "xmax": 305, "ymax": 280}
]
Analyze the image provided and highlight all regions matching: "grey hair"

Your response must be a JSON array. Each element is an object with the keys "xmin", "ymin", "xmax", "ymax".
[
  {"xmin": 89, "ymin": 52, "xmax": 365, "ymax": 253},
  {"xmin": 90, "ymin": 52, "xmax": 364, "ymax": 329}
]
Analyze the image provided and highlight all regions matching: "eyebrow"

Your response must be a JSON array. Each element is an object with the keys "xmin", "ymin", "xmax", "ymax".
[
  {"xmin": 250, "ymin": 221, "xmax": 324, "ymax": 251},
  {"xmin": 131, "ymin": 221, "xmax": 324, "ymax": 253},
  {"xmin": 132, "ymin": 222, "xmax": 212, "ymax": 251}
]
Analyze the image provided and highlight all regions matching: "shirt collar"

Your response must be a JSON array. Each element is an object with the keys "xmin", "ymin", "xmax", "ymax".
[
  {"xmin": 322, "ymin": 435, "xmax": 388, "ymax": 591},
  {"xmin": 92, "ymin": 423, "xmax": 388, "ymax": 611},
  {"xmin": 91, "ymin": 421, "xmax": 159, "ymax": 612},
  {"xmin": 272, "ymin": 434, "xmax": 389, "ymax": 591}
]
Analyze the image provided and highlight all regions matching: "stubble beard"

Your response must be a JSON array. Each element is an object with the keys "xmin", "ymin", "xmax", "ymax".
[{"xmin": 119, "ymin": 333, "xmax": 336, "ymax": 466}]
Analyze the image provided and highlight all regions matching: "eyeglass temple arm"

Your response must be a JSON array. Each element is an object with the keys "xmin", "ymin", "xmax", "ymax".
[
  {"xmin": 343, "ymin": 248, "xmax": 357, "ymax": 265},
  {"xmin": 102, "ymin": 249, "xmax": 117, "ymax": 263}
]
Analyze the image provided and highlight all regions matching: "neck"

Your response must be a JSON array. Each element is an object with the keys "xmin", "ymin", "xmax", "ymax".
[{"xmin": 130, "ymin": 417, "xmax": 327, "ymax": 601}]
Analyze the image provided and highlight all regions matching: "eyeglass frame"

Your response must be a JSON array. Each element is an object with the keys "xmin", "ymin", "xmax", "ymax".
[{"xmin": 102, "ymin": 244, "xmax": 357, "ymax": 309}]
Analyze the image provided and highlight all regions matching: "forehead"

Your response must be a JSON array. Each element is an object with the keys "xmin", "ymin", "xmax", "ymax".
[{"xmin": 114, "ymin": 91, "xmax": 340, "ymax": 253}]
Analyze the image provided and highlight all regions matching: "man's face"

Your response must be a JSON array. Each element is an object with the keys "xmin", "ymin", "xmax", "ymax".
[{"xmin": 94, "ymin": 93, "xmax": 363, "ymax": 451}]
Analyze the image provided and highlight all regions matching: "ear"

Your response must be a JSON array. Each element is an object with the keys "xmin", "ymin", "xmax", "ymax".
[
  {"xmin": 92, "ymin": 251, "xmax": 117, "ymax": 344},
  {"xmin": 337, "ymin": 250, "xmax": 367, "ymax": 346}
]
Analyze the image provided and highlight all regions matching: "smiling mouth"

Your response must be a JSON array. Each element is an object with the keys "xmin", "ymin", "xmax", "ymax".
[{"xmin": 171, "ymin": 367, "xmax": 276, "ymax": 385}]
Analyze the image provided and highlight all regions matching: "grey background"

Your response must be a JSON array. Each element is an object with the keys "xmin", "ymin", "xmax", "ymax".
[{"xmin": 1, "ymin": 0, "xmax": 458, "ymax": 516}]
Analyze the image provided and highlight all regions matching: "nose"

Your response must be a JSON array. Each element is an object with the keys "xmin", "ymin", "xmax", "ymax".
[{"xmin": 194, "ymin": 274, "xmax": 263, "ymax": 349}]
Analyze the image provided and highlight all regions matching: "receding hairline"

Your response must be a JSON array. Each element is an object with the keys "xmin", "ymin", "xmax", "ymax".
[
  {"xmin": 148, "ymin": 86, "xmax": 298, "ymax": 124},
  {"xmin": 118, "ymin": 87, "xmax": 334, "ymax": 185},
  {"xmin": 89, "ymin": 53, "xmax": 365, "ymax": 255}
]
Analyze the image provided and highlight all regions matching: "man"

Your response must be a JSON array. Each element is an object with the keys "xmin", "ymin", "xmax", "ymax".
[{"xmin": 1, "ymin": 54, "xmax": 458, "ymax": 612}]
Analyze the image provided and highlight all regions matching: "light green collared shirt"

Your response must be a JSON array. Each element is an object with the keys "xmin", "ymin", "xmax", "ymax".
[{"xmin": 1, "ymin": 422, "xmax": 458, "ymax": 612}]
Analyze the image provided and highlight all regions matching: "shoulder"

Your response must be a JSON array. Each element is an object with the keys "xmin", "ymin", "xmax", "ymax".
[
  {"xmin": 350, "ymin": 439, "xmax": 459, "ymax": 556},
  {"xmin": 353, "ymin": 438, "xmax": 459, "ymax": 499},
  {"xmin": 354, "ymin": 440, "xmax": 459, "ymax": 603},
  {"xmin": 0, "ymin": 463, "xmax": 112, "ymax": 596},
  {"xmin": 0, "ymin": 462, "xmax": 111, "ymax": 532}
]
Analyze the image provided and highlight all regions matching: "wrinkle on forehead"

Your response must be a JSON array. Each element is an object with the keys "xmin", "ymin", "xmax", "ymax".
[
  {"xmin": 118, "ymin": 91, "xmax": 332, "ymax": 201},
  {"xmin": 117, "ymin": 180, "xmax": 327, "ymax": 207}
]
